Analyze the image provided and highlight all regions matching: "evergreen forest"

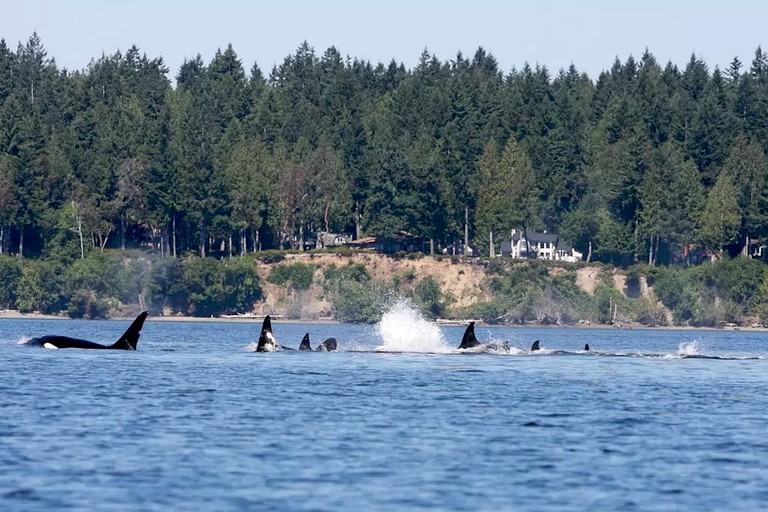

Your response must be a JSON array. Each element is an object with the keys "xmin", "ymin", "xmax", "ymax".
[{"xmin": 3, "ymin": 33, "xmax": 768, "ymax": 321}]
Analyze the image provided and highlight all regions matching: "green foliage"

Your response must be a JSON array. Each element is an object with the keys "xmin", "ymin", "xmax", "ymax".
[
  {"xmin": 329, "ymin": 280, "xmax": 391, "ymax": 323},
  {"xmin": 0, "ymin": 255, "xmax": 21, "ymax": 309},
  {"xmin": 67, "ymin": 290, "xmax": 110, "ymax": 319},
  {"xmin": 414, "ymin": 275, "xmax": 444, "ymax": 318},
  {"xmin": 458, "ymin": 301, "xmax": 508, "ymax": 324},
  {"xmin": 323, "ymin": 263, "xmax": 370, "ymax": 290},
  {"xmin": 267, "ymin": 262, "xmax": 315, "ymax": 290},
  {"xmin": 16, "ymin": 259, "xmax": 65, "ymax": 314},
  {"xmin": 166, "ymin": 256, "xmax": 262, "ymax": 316},
  {"xmin": 6, "ymin": 33, "xmax": 768, "ymax": 322},
  {"xmin": 222, "ymin": 257, "xmax": 263, "ymax": 313}
]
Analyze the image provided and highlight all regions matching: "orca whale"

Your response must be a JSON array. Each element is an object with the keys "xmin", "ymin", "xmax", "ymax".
[
  {"xmin": 255, "ymin": 316, "xmax": 278, "ymax": 352},
  {"xmin": 457, "ymin": 322, "xmax": 540, "ymax": 352},
  {"xmin": 254, "ymin": 319, "xmax": 338, "ymax": 352},
  {"xmin": 584, "ymin": 343, "xmax": 590, "ymax": 351},
  {"xmin": 457, "ymin": 322, "xmax": 509, "ymax": 352},
  {"xmin": 29, "ymin": 312, "xmax": 148, "ymax": 350},
  {"xmin": 298, "ymin": 333, "xmax": 337, "ymax": 351}
]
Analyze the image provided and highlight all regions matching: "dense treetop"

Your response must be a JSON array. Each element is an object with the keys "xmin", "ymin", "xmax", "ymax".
[{"xmin": 2, "ymin": 34, "xmax": 768, "ymax": 266}]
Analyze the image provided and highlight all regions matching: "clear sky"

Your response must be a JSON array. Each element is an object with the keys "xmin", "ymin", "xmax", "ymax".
[{"xmin": 2, "ymin": 0, "xmax": 766, "ymax": 80}]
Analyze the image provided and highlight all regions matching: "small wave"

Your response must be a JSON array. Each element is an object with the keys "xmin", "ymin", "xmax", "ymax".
[
  {"xmin": 244, "ymin": 343, "xmax": 259, "ymax": 352},
  {"xmin": 16, "ymin": 336, "xmax": 37, "ymax": 346}
]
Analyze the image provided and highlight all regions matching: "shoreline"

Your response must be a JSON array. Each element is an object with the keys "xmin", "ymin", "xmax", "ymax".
[{"xmin": 2, "ymin": 310, "xmax": 767, "ymax": 332}]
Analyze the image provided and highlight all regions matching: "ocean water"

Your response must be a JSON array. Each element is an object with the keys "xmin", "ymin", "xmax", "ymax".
[{"xmin": 2, "ymin": 304, "xmax": 768, "ymax": 511}]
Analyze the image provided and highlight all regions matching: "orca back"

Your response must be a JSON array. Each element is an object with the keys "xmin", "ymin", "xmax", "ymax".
[
  {"xmin": 458, "ymin": 322, "xmax": 481, "ymax": 349},
  {"xmin": 584, "ymin": 343, "xmax": 590, "ymax": 351},
  {"xmin": 299, "ymin": 333, "xmax": 312, "ymax": 350},
  {"xmin": 317, "ymin": 337, "xmax": 337, "ymax": 351},
  {"xmin": 36, "ymin": 336, "xmax": 109, "ymax": 349},
  {"xmin": 530, "ymin": 340, "xmax": 540, "ymax": 351}
]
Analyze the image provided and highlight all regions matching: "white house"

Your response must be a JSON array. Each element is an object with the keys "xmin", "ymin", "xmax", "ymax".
[{"xmin": 499, "ymin": 229, "xmax": 582, "ymax": 263}]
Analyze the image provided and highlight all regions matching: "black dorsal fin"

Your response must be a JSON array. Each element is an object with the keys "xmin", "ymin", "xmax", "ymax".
[
  {"xmin": 584, "ymin": 343, "xmax": 590, "ymax": 351},
  {"xmin": 299, "ymin": 333, "xmax": 312, "ymax": 350},
  {"xmin": 318, "ymin": 337, "xmax": 337, "ymax": 351},
  {"xmin": 109, "ymin": 311, "xmax": 148, "ymax": 350},
  {"xmin": 458, "ymin": 322, "xmax": 481, "ymax": 349},
  {"xmin": 530, "ymin": 340, "xmax": 540, "ymax": 351}
]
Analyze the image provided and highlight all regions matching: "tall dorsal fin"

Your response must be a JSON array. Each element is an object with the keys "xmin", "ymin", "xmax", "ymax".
[
  {"xmin": 299, "ymin": 333, "xmax": 312, "ymax": 350},
  {"xmin": 530, "ymin": 340, "xmax": 540, "ymax": 351},
  {"xmin": 256, "ymin": 315, "xmax": 275, "ymax": 351},
  {"xmin": 109, "ymin": 311, "xmax": 148, "ymax": 350},
  {"xmin": 584, "ymin": 343, "xmax": 590, "ymax": 351},
  {"xmin": 458, "ymin": 322, "xmax": 481, "ymax": 349}
]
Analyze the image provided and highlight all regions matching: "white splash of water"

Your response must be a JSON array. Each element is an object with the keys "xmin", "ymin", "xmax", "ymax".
[
  {"xmin": 16, "ymin": 336, "xmax": 33, "ymax": 345},
  {"xmin": 374, "ymin": 299, "xmax": 452, "ymax": 353},
  {"xmin": 678, "ymin": 340, "xmax": 702, "ymax": 356}
]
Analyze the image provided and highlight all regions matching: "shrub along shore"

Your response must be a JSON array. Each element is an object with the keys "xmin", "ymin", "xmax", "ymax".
[{"xmin": 2, "ymin": 250, "xmax": 768, "ymax": 328}]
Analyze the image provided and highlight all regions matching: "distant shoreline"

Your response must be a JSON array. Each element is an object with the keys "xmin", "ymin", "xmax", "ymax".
[{"xmin": 2, "ymin": 309, "xmax": 767, "ymax": 332}]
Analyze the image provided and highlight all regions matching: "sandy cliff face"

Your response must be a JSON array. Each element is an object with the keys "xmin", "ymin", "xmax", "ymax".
[
  {"xmin": 253, "ymin": 253, "xmax": 491, "ymax": 318},
  {"xmin": 252, "ymin": 253, "xmax": 655, "ymax": 320}
]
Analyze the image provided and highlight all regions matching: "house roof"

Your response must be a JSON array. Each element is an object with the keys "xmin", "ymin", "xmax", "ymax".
[
  {"xmin": 348, "ymin": 236, "xmax": 377, "ymax": 245},
  {"xmin": 512, "ymin": 231, "xmax": 558, "ymax": 244}
]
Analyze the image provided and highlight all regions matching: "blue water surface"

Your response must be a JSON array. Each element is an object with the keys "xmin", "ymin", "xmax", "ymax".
[{"xmin": 1, "ymin": 316, "xmax": 768, "ymax": 511}]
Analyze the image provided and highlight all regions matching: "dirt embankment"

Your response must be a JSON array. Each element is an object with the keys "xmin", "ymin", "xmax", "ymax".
[
  {"xmin": 253, "ymin": 253, "xmax": 490, "ymax": 318},
  {"xmin": 253, "ymin": 253, "xmax": 650, "ymax": 319}
]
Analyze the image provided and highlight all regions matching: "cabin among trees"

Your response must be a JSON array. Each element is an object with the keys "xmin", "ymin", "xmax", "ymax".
[{"xmin": 348, "ymin": 231, "xmax": 430, "ymax": 254}]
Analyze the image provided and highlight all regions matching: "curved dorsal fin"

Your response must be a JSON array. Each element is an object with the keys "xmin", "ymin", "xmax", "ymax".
[
  {"xmin": 584, "ymin": 343, "xmax": 590, "ymax": 351},
  {"xmin": 530, "ymin": 340, "xmax": 540, "ymax": 351},
  {"xmin": 458, "ymin": 322, "xmax": 481, "ymax": 349},
  {"xmin": 299, "ymin": 333, "xmax": 311, "ymax": 350},
  {"xmin": 109, "ymin": 311, "xmax": 148, "ymax": 350}
]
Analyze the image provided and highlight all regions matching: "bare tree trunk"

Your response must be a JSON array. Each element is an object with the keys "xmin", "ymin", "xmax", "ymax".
[
  {"xmin": 430, "ymin": 238, "xmax": 434, "ymax": 256},
  {"xmin": 98, "ymin": 232, "xmax": 110, "ymax": 252},
  {"xmin": 586, "ymin": 239, "xmax": 593, "ymax": 263},
  {"xmin": 120, "ymin": 214, "xmax": 126, "ymax": 250},
  {"xmin": 654, "ymin": 236, "xmax": 660, "ymax": 266},
  {"xmin": 464, "ymin": 207, "xmax": 469, "ymax": 255},
  {"xmin": 172, "ymin": 215, "xmax": 177, "ymax": 258},
  {"xmin": 648, "ymin": 236, "xmax": 654, "ymax": 266},
  {"xmin": 73, "ymin": 201, "xmax": 85, "ymax": 260},
  {"xmin": 0, "ymin": 225, "xmax": 4, "ymax": 254},
  {"xmin": 355, "ymin": 201, "xmax": 362, "ymax": 239},
  {"xmin": 324, "ymin": 201, "xmax": 331, "ymax": 246},
  {"xmin": 299, "ymin": 224, "xmax": 304, "ymax": 251},
  {"xmin": 633, "ymin": 219, "xmax": 639, "ymax": 263},
  {"xmin": 228, "ymin": 235, "xmax": 233, "ymax": 258},
  {"xmin": 18, "ymin": 230, "xmax": 24, "ymax": 259},
  {"xmin": 241, "ymin": 228, "xmax": 246, "ymax": 256},
  {"xmin": 489, "ymin": 230, "xmax": 495, "ymax": 257},
  {"xmin": 199, "ymin": 222, "xmax": 206, "ymax": 258}
]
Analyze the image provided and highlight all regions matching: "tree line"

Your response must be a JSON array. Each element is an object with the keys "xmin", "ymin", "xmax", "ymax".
[{"xmin": 2, "ymin": 33, "xmax": 768, "ymax": 266}]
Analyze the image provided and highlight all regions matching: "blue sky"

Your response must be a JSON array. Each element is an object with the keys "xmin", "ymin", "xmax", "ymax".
[{"xmin": 3, "ymin": 0, "xmax": 766, "ymax": 79}]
